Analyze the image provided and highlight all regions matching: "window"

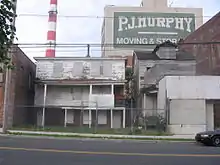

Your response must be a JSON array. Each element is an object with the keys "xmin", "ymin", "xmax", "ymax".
[
  {"xmin": 100, "ymin": 64, "xmax": 103, "ymax": 75},
  {"xmin": 140, "ymin": 76, "xmax": 144, "ymax": 80},
  {"xmin": 28, "ymin": 72, "xmax": 33, "ymax": 89}
]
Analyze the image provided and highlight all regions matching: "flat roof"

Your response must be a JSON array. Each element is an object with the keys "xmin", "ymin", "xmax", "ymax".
[{"xmin": 34, "ymin": 57, "xmax": 126, "ymax": 61}]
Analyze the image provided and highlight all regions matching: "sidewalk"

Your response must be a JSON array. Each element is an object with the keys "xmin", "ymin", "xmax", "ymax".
[{"xmin": 7, "ymin": 130, "xmax": 195, "ymax": 141}]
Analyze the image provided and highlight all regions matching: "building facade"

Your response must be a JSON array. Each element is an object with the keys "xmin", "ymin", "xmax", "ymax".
[
  {"xmin": 34, "ymin": 57, "xmax": 126, "ymax": 128},
  {"xmin": 0, "ymin": 45, "xmax": 36, "ymax": 129},
  {"xmin": 101, "ymin": 0, "xmax": 203, "ymax": 59},
  {"xmin": 181, "ymin": 11, "xmax": 220, "ymax": 75},
  {"xmin": 132, "ymin": 41, "xmax": 196, "ymax": 111},
  {"xmin": 158, "ymin": 76, "xmax": 220, "ymax": 134}
]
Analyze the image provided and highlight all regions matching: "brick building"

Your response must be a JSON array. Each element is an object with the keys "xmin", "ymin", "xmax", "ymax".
[
  {"xmin": 0, "ymin": 45, "xmax": 36, "ymax": 128},
  {"xmin": 181, "ymin": 11, "xmax": 220, "ymax": 75}
]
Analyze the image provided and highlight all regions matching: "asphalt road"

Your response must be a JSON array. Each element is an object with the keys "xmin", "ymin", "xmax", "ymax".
[{"xmin": 0, "ymin": 135, "xmax": 220, "ymax": 165}]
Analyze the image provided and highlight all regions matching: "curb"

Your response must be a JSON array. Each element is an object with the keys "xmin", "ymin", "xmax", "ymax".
[
  {"xmin": 1, "ymin": 134, "xmax": 195, "ymax": 143},
  {"xmin": 5, "ymin": 131, "xmax": 195, "ymax": 143}
]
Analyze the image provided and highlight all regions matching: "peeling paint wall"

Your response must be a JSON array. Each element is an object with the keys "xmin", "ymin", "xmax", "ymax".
[
  {"xmin": 36, "ymin": 59, "xmax": 125, "ymax": 80},
  {"xmin": 35, "ymin": 85, "xmax": 115, "ymax": 108}
]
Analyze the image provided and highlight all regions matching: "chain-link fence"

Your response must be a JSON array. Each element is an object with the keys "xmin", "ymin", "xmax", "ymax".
[
  {"xmin": 3, "ymin": 104, "xmax": 168, "ymax": 135},
  {"xmin": 128, "ymin": 108, "xmax": 167, "ymax": 135}
]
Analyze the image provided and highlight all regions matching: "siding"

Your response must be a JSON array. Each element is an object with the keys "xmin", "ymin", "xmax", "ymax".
[
  {"xmin": 35, "ymin": 85, "xmax": 115, "ymax": 108},
  {"xmin": 144, "ymin": 62, "xmax": 196, "ymax": 85},
  {"xmin": 36, "ymin": 59, "xmax": 125, "ymax": 81},
  {"xmin": 139, "ymin": 60, "xmax": 195, "ymax": 88}
]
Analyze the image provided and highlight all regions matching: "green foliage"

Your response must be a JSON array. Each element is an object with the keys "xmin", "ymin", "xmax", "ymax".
[
  {"xmin": 125, "ymin": 67, "xmax": 133, "ymax": 81},
  {"xmin": 125, "ymin": 67, "xmax": 134, "ymax": 100},
  {"xmin": 0, "ymin": 0, "xmax": 16, "ymax": 71}
]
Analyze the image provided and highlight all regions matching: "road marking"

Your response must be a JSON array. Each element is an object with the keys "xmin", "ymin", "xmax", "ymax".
[{"xmin": 0, "ymin": 146, "xmax": 219, "ymax": 157}]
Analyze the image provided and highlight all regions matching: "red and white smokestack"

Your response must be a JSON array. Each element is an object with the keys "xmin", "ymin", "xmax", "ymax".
[{"xmin": 45, "ymin": 0, "xmax": 57, "ymax": 57}]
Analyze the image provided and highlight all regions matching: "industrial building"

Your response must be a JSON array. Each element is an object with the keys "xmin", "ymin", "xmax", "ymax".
[
  {"xmin": 101, "ymin": 0, "xmax": 203, "ymax": 61},
  {"xmin": 180, "ymin": 11, "xmax": 220, "ymax": 75}
]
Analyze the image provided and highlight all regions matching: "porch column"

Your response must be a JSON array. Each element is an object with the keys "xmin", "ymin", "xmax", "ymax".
[
  {"xmin": 110, "ymin": 109, "xmax": 113, "ymax": 128},
  {"xmin": 111, "ymin": 84, "xmax": 114, "ymax": 95},
  {"xmin": 123, "ymin": 108, "xmax": 126, "ymax": 128},
  {"xmin": 42, "ymin": 84, "xmax": 47, "ymax": 128},
  {"xmin": 89, "ymin": 109, "xmax": 92, "ymax": 128},
  {"xmin": 143, "ymin": 93, "xmax": 146, "ymax": 116},
  {"xmin": 89, "ymin": 84, "xmax": 92, "ymax": 95},
  {"xmin": 64, "ymin": 109, "xmax": 67, "ymax": 127}
]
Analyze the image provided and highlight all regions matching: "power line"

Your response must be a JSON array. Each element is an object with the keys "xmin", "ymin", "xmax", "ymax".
[
  {"xmin": 16, "ymin": 13, "xmax": 216, "ymax": 19},
  {"xmin": 14, "ymin": 41, "xmax": 220, "ymax": 48}
]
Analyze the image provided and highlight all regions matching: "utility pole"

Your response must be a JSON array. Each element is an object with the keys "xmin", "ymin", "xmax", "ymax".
[{"xmin": 2, "ymin": 0, "xmax": 17, "ymax": 133}]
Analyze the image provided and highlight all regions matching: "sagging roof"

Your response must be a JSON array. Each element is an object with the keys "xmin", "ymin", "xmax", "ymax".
[{"xmin": 134, "ymin": 41, "xmax": 195, "ymax": 61}]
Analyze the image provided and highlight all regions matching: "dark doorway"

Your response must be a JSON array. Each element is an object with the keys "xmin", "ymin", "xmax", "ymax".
[{"xmin": 214, "ymin": 103, "xmax": 220, "ymax": 129}]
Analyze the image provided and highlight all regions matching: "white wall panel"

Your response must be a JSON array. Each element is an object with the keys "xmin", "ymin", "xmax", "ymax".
[{"xmin": 165, "ymin": 76, "xmax": 220, "ymax": 99}]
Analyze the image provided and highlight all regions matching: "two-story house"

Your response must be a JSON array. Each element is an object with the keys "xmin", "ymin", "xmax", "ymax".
[
  {"xmin": 132, "ymin": 41, "xmax": 196, "ymax": 115},
  {"xmin": 34, "ymin": 57, "xmax": 126, "ymax": 129}
]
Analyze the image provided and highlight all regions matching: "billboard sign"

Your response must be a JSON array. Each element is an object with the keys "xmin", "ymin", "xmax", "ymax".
[{"xmin": 113, "ymin": 12, "xmax": 195, "ymax": 49}]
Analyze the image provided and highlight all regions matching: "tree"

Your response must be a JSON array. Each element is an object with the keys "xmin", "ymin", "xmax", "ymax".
[
  {"xmin": 125, "ymin": 67, "xmax": 133, "ymax": 100},
  {"xmin": 0, "ymin": 0, "xmax": 16, "ymax": 71}
]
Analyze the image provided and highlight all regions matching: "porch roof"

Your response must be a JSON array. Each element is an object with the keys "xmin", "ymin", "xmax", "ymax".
[
  {"xmin": 34, "ymin": 105, "xmax": 125, "ymax": 110},
  {"xmin": 35, "ymin": 79, "xmax": 126, "ymax": 85},
  {"xmin": 141, "ymin": 84, "xmax": 158, "ymax": 95}
]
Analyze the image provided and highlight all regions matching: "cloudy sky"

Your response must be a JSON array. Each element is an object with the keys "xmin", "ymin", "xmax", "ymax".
[{"xmin": 15, "ymin": 0, "xmax": 220, "ymax": 60}]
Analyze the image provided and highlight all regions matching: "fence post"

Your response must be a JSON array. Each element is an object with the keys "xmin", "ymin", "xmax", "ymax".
[
  {"xmin": 130, "ymin": 99, "xmax": 135, "ymax": 133},
  {"xmin": 94, "ymin": 101, "xmax": 98, "ymax": 133},
  {"xmin": 80, "ymin": 101, "xmax": 83, "ymax": 128}
]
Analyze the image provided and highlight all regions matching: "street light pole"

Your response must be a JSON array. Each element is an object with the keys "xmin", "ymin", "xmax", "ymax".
[{"xmin": 2, "ymin": 0, "xmax": 17, "ymax": 133}]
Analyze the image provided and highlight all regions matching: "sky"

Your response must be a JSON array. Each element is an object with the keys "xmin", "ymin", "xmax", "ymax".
[{"xmin": 15, "ymin": 0, "xmax": 220, "ymax": 60}]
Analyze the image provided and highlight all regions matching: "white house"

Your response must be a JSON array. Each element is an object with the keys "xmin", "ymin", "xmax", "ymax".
[{"xmin": 34, "ymin": 57, "xmax": 126, "ymax": 129}]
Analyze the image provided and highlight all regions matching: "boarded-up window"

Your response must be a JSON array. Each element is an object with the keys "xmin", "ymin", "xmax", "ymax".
[
  {"xmin": 103, "ymin": 62, "xmax": 112, "ymax": 77},
  {"xmin": 67, "ymin": 110, "xmax": 74, "ymax": 124},
  {"xmin": 53, "ymin": 62, "xmax": 63, "ymax": 78},
  {"xmin": 98, "ymin": 111, "xmax": 107, "ymax": 124},
  {"xmin": 83, "ymin": 111, "xmax": 90, "ymax": 124},
  {"xmin": 72, "ymin": 62, "xmax": 83, "ymax": 77},
  {"xmin": 91, "ymin": 61, "xmax": 101, "ymax": 76}
]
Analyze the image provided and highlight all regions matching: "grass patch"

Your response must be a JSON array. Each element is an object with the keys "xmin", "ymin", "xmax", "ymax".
[
  {"xmin": 7, "ymin": 131, "xmax": 194, "ymax": 142},
  {"xmin": 11, "ymin": 125, "xmax": 172, "ymax": 136}
]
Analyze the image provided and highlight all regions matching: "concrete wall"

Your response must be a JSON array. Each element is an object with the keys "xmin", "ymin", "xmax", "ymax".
[
  {"xmin": 102, "ymin": 1, "xmax": 203, "ymax": 57},
  {"xmin": 168, "ymin": 99, "xmax": 206, "ymax": 134},
  {"xmin": 35, "ymin": 58, "xmax": 125, "ymax": 81},
  {"xmin": 157, "ymin": 76, "xmax": 218, "ymax": 134},
  {"xmin": 165, "ymin": 76, "xmax": 220, "ymax": 99}
]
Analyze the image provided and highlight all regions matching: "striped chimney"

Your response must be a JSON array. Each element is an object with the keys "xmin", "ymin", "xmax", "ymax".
[{"xmin": 45, "ymin": 0, "xmax": 58, "ymax": 57}]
